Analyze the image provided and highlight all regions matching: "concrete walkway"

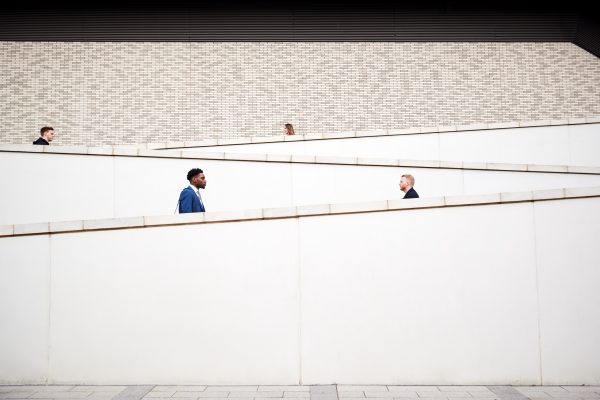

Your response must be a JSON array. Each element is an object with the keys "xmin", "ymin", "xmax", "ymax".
[{"xmin": 1, "ymin": 386, "xmax": 600, "ymax": 400}]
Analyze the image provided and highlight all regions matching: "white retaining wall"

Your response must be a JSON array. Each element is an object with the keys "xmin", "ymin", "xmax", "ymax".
[
  {"xmin": 2, "ymin": 150, "xmax": 600, "ymax": 225},
  {"xmin": 1, "ymin": 196, "xmax": 599, "ymax": 384},
  {"xmin": 179, "ymin": 123, "xmax": 600, "ymax": 167}
]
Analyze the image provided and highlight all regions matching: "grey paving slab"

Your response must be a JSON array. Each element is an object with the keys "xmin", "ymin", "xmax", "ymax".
[
  {"xmin": 163, "ymin": 398, "xmax": 194, "ymax": 400},
  {"xmin": 193, "ymin": 398, "xmax": 233, "ymax": 400},
  {"xmin": 363, "ymin": 393, "xmax": 395, "ymax": 398},
  {"xmin": 561, "ymin": 388, "xmax": 600, "ymax": 394},
  {"xmin": 173, "ymin": 392, "xmax": 209, "ymax": 398},
  {"xmin": 516, "ymin": 388, "xmax": 568, "ymax": 395},
  {"xmin": 206, "ymin": 388, "xmax": 258, "ymax": 393},
  {"xmin": 339, "ymin": 388, "xmax": 386, "ymax": 393},
  {"xmin": 248, "ymin": 392, "xmax": 284, "ymax": 398},
  {"xmin": 385, "ymin": 391, "xmax": 418, "ymax": 397},
  {"xmin": 72, "ymin": 387, "xmax": 127, "ymax": 393},
  {"xmin": 438, "ymin": 389, "xmax": 492, "ymax": 393},
  {"xmin": 229, "ymin": 393, "xmax": 283, "ymax": 398},
  {"xmin": 388, "ymin": 387, "xmax": 440, "ymax": 392},
  {"xmin": 149, "ymin": 388, "xmax": 178, "ymax": 393},
  {"xmin": 0, "ymin": 393, "xmax": 37, "ymax": 400},
  {"xmin": 417, "ymin": 392, "xmax": 455, "ymax": 398},
  {"xmin": 144, "ymin": 392, "xmax": 176, "ymax": 398},
  {"xmin": 113, "ymin": 386, "xmax": 155, "ymax": 400},
  {"xmin": 140, "ymin": 398, "xmax": 174, "ymax": 400},
  {"xmin": 86, "ymin": 393, "xmax": 123, "ymax": 400},
  {"xmin": 310, "ymin": 387, "xmax": 338, "ymax": 400},
  {"xmin": 222, "ymin": 397, "xmax": 253, "ymax": 400},
  {"xmin": 488, "ymin": 387, "xmax": 529, "ymax": 400},
  {"xmin": 283, "ymin": 393, "xmax": 310, "ymax": 398},
  {"xmin": 466, "ymin": 393, "xmax": 497, "ymax": 399},
  {"xmin": 30, "ymin": 392, "xmax": 93, "ymax": 399},
  {"xmin": 311, "ymin": 387, "xmax": 337, "ymax": 395},
  {"xmin": 0, "ymin": 389, "xmax": 24, "ymax": 394},
  {"xmin": 337, "ymin": 393, "xmax": 365, "ymax": 398},
  {"xmin": 32, "ymin": 387, "xmax": 77, "ymax": 393},
  {"xmin": 260, "ymin": 388, "xmax": 309, "ymax": 393},
  {"xmin": 416, "ymin": 397, "xmax": 452, "ymax": 400},
  {"xmin": 174, "ymin": 388, "xmax": 208, "ymax": 393}
]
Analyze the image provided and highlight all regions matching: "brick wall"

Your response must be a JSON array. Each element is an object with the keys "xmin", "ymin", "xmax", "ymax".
[{"xmin": 1, "ymin": 42, "xmax": 599, "ymax": 146}]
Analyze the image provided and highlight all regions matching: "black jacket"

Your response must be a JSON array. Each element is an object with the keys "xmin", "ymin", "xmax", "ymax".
[
  {"xmin": 403, "ymin": 187, "xmax": 419, "ymax": 199},
  {"xmin": 33, "ymin": 137, "xmax": 49, "ymax": 145}
]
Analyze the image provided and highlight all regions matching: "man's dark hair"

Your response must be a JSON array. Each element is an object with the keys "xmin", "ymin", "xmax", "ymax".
[
  {"xmin": 40, "ymin": 126, "xmax": 54, "ymax": 135},
  {"xmin": 187, "ymin": 168, "xmax": 203, "ymax": 181}
]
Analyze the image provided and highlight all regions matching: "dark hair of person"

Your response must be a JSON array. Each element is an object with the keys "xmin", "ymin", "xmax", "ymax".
[
  {"xmin": 187, "ymin": 168, "xmax": 203, "ymax": 181},
  {"xmin": 40, "ymin": 126, "xmax": 54, "ymax": 135},
  {"xmin": 285, "ymin": 123, "xmax": 295, "ymax": 135}
]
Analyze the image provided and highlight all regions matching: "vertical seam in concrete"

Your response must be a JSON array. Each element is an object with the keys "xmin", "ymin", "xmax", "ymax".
[
  {"xmin": 531, "ymin": 202, "xmax": 544, "ymax": 385},
  {"xmin": 296, "ymin": 216, "xmax": 303, "ymax": 385},
  {"xmin": 436, "ymin": 132, "xmax": 441, "ymax": 161},
  {"xmin": 289, "ymin": 161, "xmax": 296, "ymax": 207},
  {"xmin": 46, "ymin": 234, "xmax": 53, "ymax": 384},
  {"xmin": 567, "ymin": 125, "xmax": 573, "ymax": 166},
  {"xmin": 112, "ymin": 156, "xmax": 117, "ymax": 217}
]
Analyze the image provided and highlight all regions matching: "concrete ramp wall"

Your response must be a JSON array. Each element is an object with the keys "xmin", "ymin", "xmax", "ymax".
[
  {"xmin": 2, "ymin": 149, "xmax": 600, "ymax": 225},
  {"xmin": 176, "ymin": 123, "xmax": 600, "ymax": 167},
  {"xmin": 1, "ymin": 193, "xmax": 599, "ymax": 385}
]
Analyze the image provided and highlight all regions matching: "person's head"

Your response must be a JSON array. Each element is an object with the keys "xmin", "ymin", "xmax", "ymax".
[
  {"xmin": 284, "ymin": 123, "xmax": 295, "ymax": 135},
  {"xmin": 399, "ymin": 174, "xmax": 415, "ymax": 193},
  {"xmin": 40, "ymin": 126, "xmax": 54, "ymax": 142},
  {"xmin": 187, "ymin": 168, "xmax": 206, "ymax": 190}
]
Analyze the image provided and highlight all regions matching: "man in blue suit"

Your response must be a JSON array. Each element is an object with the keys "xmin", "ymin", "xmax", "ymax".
[{"xmin": 179, "ymin": 168, "xmax": 207, "ymax": 213}]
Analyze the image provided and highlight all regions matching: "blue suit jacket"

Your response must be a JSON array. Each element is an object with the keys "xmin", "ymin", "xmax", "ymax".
[{"xmin": 179, "ymin": 186, "xmax": 205, "ymax": 213}]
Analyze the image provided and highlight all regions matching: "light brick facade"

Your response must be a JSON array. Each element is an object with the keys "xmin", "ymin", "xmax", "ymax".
[{"xmin": 1, "ymin": 42, "xmax": 599, "ymax": 146}]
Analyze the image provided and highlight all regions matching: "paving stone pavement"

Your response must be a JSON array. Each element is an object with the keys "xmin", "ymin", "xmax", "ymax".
[{"xmin": 0, "ymin": 386, "xmax": 599, "ymax": 400}]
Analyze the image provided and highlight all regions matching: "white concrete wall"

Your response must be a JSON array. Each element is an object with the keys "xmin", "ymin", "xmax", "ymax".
[
  {"xmin": 1, "ymin": 197, "xmax": 599, "ymax": 384},
  {"xmin": 2, "ymin": 151, "xmax": 600, "ymax": 225},
  {"xmin": 182, "ymin": 124, "xmax": 600, "ymax": 166}
]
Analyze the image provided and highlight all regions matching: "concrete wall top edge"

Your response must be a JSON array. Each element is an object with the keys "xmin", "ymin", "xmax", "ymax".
[
  {"xmin": 157, "ymin": 118, "xmax": 600, "ymax": 149},
  {"xmin": 2, "ymin": 186, "xmax": 599, "ymax": 238},
  {"xmin": 2, "ymin": 144, "xmax": 600, "ymax": 175}
]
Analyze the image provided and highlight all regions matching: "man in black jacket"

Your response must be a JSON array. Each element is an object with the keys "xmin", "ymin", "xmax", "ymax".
[
  {"xmin": 399, "ymin": 174, "xmax": 419, "ymax": 199},
  {"xmin": 33, "ymin": 126, "xmax": 54, "ymax": 145}
]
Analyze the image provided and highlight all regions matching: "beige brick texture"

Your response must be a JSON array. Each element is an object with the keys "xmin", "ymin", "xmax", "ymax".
[{"xmin": 0, "ymin": 42, "xmax": 599, "ymax": 146}]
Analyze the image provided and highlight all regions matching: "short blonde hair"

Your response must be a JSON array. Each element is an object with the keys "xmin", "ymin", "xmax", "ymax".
[{"xmin": 402, "ymin": 174, "xmax": 415, "ymax": 186}]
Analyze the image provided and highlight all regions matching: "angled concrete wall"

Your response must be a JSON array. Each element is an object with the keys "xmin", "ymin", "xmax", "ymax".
[
  {"xmin": 179, "ymin": 123, "xmax": 600, "ymax": 167},
  {"xmin": 1, "ymin": 196, "xmax": 599, "ymax": 384},
  {"xmin": 2, "ymin": 150, "xmax": 600, "ymax": 225}
]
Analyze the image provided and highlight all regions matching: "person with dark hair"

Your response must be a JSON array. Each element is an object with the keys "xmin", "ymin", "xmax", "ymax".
[
  {"xmin": 33, "ymin": 127, "xmax": 55, "ymax": 145},
  {"xmin": 179, "ymin": 168, "xmax": 207, "ymax": 213},
  {"xmin": 284, "ymin": 123, "xmax": 295, "ymax": 135}
]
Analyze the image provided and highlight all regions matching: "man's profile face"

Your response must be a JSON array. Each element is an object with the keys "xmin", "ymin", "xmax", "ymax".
[
  {"xmin": 399, "ymin": 176, "xmax": 409, "ymax": 192},
  {"xmin": 44, "ymin": 130, "xmax": 55, "ymax": 142},
  {"xmin": 192, "ymin": 173, "xmax": 207, "ymax": 189}
]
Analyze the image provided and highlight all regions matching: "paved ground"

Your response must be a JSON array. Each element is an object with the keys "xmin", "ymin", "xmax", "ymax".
[{"xmin": 1, "ymin": 386, "xmax": 599, "ymax": 400}]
